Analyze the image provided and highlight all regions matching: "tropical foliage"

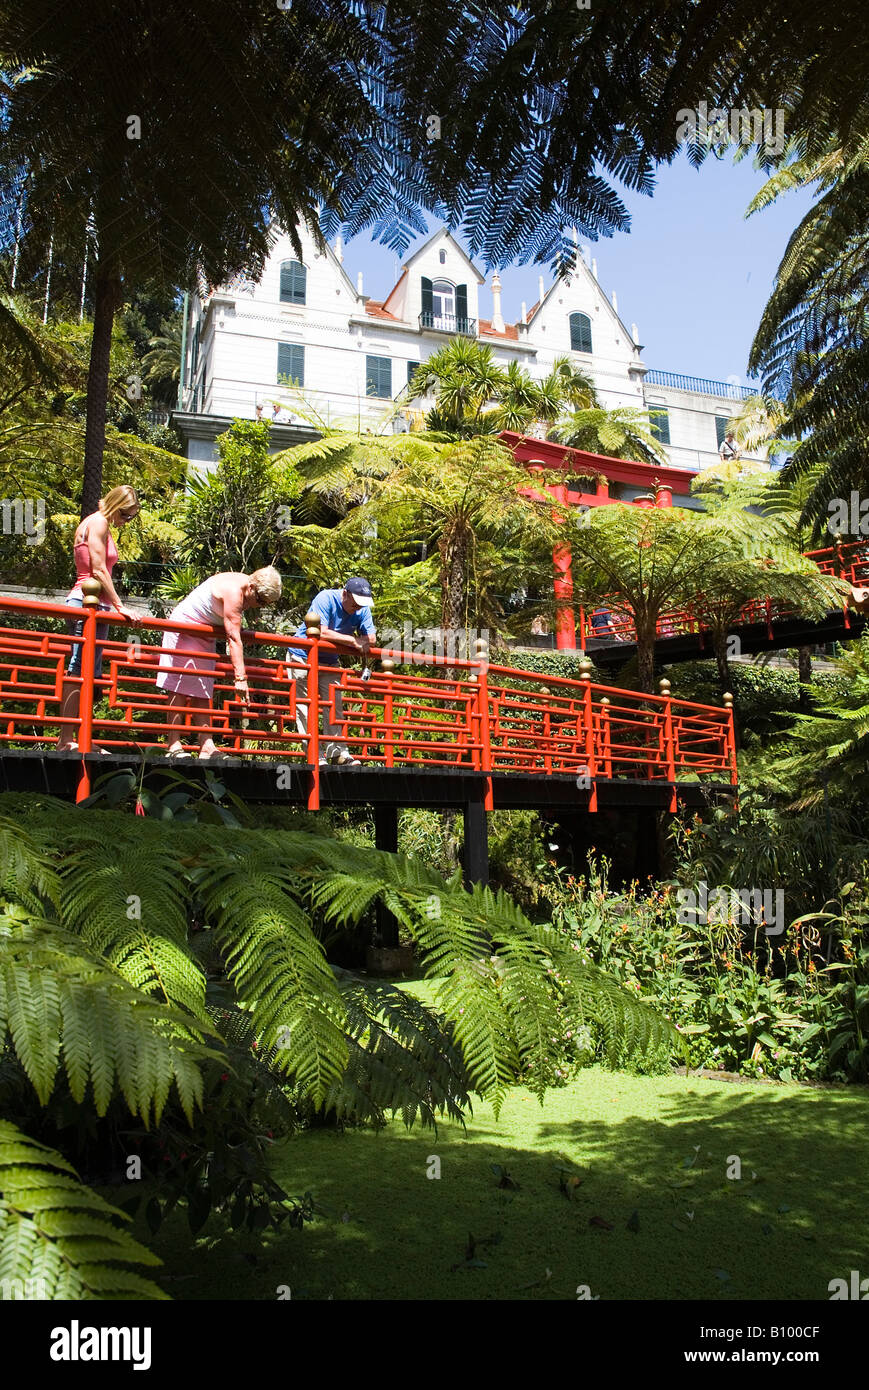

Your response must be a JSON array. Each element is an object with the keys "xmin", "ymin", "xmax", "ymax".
[{"xmin": 0, "ymin": 790, "xmax": 679, "ymax": 1291}]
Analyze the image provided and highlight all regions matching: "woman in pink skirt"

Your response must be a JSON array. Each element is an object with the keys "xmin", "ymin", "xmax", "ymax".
[{"xmin": 157, "ymin": 567, "xmax": 281, "ymax": 759}]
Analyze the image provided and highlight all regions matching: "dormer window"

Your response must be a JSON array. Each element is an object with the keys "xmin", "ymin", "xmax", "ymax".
[{"xmin": 420, "ymin": 276, "xmax": 472, "ymax": 335}]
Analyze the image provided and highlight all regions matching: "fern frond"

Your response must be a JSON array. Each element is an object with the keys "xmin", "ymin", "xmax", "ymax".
[
  {"xmin": 59, "ymin": 843, "xmax": 207, "ymax": 1019},
  {"xmin": 0, "ymin": 814, "xmax": 59, "ymax": 913},
  {"xmin": 0, "ymin": 916, "xmax": 219, "ymax": 1123},
  {"xmin": 193, "ymin": 847, "xmax": 348, "ymax": 1106},
  {"xmin": 0, "ymin": 1121, "xmax": 167, "ymax": 1300}
]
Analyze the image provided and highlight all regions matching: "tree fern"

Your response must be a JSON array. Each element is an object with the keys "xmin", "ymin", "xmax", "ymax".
[
  {"xmin": 0, "ymin": 1121, "xmax": 167, "ymax": 1300},
  {"xmin": 59, "ymin": 842, "xmax": 207, "ymax": 1020},
  {"xmin": 192, "ymin": 845, "xmax": 349, "ymax": 1106},
  {"xmin": 0, "ymin": 916, "xmax": 218, "ymax": 1124}
]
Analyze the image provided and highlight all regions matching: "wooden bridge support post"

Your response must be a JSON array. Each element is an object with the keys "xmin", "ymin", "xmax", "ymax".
[
  {"xmin": 463, "ymin": 799, "xmax": 489, "ymax": 888},
  {"xmin": 374, "ymin": 803, "xmax": 399, "ymax": 948}
]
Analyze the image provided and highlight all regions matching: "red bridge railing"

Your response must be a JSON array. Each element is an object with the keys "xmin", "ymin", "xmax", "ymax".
[
  {"xmin": 578, "ymin": 538, "xmax": 869, "ymax": 647},
  {"xmin": 0, "ymin": 595, "xmax": 737, "ymax": 811}
]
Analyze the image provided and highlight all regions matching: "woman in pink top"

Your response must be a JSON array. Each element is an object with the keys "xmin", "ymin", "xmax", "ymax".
[
  {"xmin": 56, "ymin": 486, "xmax": 142, "ymax": 751},
  {"xmin": 157, "ymin": 566, "xmax": 282, "ymax": 760}
]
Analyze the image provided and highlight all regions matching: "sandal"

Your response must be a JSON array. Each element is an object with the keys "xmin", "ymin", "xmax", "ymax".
[{"xmin": 166, "ymin": 749, "xmax": 195, "ymax": 760}]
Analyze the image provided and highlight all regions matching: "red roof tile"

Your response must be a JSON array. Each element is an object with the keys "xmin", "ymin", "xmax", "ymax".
[
  {"xmin": 479, "ymin": 318, "xmax": 519, "ymax": 340},
  {"xmin": 365, "ymin": 301, "xmax": 400, "ymax": 321}
]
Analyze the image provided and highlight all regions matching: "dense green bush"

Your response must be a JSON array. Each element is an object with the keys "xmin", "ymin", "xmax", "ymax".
[
  {"xmin": 670, "ymin": 656, "xmax": 848, "ymax": 737},
  {"xmin": 495, "ymin": 647, "xmax": 605, "ymax": 682},
  {"xmin": 538, "ymin": 855, "xmax": 869, "ymax": 1083}
]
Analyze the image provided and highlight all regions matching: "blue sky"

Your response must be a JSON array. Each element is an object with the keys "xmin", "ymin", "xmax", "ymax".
[{"xmin": 340, "ymin": 152, "xmax": 816, "ymax": 389}]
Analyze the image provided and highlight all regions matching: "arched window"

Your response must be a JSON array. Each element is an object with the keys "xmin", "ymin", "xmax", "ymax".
[
  {"xmin": 439, "ymin": 249, "xmax": 447, "ymax": 264},
  {"xmin": 432, "ymin": 279, "xmax": 455, "ymax": 319},
  {"xmin": 569, "ymin": 312, "xmax": 593, "ymax": 354},
  {"xmin": 279, "ymin": 259, "xmax": 307, "ymax": 305}
]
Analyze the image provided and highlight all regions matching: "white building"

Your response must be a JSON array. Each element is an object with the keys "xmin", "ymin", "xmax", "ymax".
[{"xmin": 174, "ymin": 223, "xmax": 761, "ymax": 473}]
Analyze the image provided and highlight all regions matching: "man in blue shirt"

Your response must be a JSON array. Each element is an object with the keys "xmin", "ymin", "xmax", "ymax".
[{"xmin": 286, "ymin": 577, "xmax": 376, "ymax": 765}]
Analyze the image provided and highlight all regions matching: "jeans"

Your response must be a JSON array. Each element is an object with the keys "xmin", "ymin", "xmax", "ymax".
[{"xmin": 65, "ymin": 593, "xmax": 110, "ymax": 679}]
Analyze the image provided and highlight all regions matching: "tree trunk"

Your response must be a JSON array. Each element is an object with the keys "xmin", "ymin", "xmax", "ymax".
[
  {"xmin": 439, "ymin": 518, "xmax": 470, "ymax": 635},
  {"xmin": 636, "ymin": 632, "xmax": 655, "ymax": 693},
  {"xmin": 713, "ymin": 631, "xmax": 731, "ymax": 694},
  {"xmin": 798, "ymin": 645, "xmax": 813, "ymax": 711},
  {"xmin": 81, "ymin": 266, "xmax": 120, "ymax": 518}
]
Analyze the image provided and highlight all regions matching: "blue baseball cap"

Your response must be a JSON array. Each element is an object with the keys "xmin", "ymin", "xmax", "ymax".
[{"xmin": 344, "ymin": 576, "xmax": 374, "ymax": 606}]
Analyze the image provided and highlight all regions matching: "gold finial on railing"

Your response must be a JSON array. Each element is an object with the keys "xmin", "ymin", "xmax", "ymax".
[
  {"xmin": 722, "ymin": 691, "xmax": 734, "ymax": 708},
  {"xmin": 304, "ymin": 610, "xmax": 321, "ymax": 639},
  {"xmin": 658, "ymin": 677, "xmax": 671, "ymax": 696},
  {"xmin": 80, "ymin": 577, "xmax": 102, "ymax": 609},
  {"xmin": 474, "ymin": 636, "xmax": 489, "ymax": 656},
  {"xmin": 600, "ymin": 695, "xmax": 610, "ymax": 707},
  {"xmin": 578, "ymin": 657, "xmax": 593, "ymax": 682},
  {"xmin": 380, "ymin": 656, "xmax": 396, "ymax": 674}
]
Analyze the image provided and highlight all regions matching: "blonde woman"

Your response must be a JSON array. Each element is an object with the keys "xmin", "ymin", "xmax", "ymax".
[
  {"xmin": 156, "ymin": 567, "xmax": 282, "ymax": 759},
  {"xmin": 56, "ymin": 486, "xmax": 142, "ymax": 751}
]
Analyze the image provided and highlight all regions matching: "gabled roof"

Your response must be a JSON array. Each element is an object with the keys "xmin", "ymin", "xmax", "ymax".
[
  {"xmin": 400, "ymin": 227, "xmax": 486, "ymax": 284},
  {"xmin": 526, "ymin": 257, "xmax": 638, "ymax": 349}
]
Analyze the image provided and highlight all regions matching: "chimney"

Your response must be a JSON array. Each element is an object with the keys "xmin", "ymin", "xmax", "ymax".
[
  {"xmin": 538, "ymin": 274, "xmax": 545, "ymax": 304},
  {"xmin": 611, "ymin": 289, "xmax": 618, "ymax": 313},
  {"xmin": 520, "ymin": 301, "xmax": 527, "ymax": 324},
  {"xmin": 335, "ymin": 235, "xmax": 343, "ymax": 264},
  {"xmin": 491, "ymin": 271, "xmax": 505, "ymax": 332},
  {"xmin": 357, "ymin": 271, "xmax": 364, "ymax": 296},
  {"xmin": 591, "ymin": 258, "xmax": 598, "ymax": 280},
  {"xmin": 631, "ymin": 323, "xmax": 640, "ymax": 345}
]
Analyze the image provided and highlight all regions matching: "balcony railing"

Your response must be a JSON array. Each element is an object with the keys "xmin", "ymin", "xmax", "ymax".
[
  {"xmin": 645, "ymin": 369, "xmax": 766, "ymax": 401},
  {"xmin": 419, "ymin": 311, "xmax": 477, "ymax": 336}
]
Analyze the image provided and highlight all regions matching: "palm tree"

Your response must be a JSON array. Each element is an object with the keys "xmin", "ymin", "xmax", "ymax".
[
  {"xmin": 747, "ymin": 138, "xmax": 869, "ymax": 533},
  {"xmin": 409, "ymin": 340, "xmax": 508, "ymax": 437},
  {"xmin": 141, "ymin": 318, "xmax": 183, "ymax": 407},
  {"xmin": 767, "ymin": 633, "xmax": 869, "ymax": 810}
]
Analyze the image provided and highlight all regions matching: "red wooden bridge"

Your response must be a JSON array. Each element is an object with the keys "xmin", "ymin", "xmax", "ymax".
[
  {"xmin": 580, "ymin": 537, "xmax": 869, "ymax": 661},
  {"xmin": 0, "ymin": 594, "xmax": 737, "ymax": 881}
]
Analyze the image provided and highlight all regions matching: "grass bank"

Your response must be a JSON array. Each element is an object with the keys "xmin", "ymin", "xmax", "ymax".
[{"xmin": 133, "ymin": 1066, "xmax": 869, "ymax": 1300}]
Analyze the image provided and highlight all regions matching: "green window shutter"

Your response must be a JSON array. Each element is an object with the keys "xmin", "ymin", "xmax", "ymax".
[
  {"xmin": 649, "ymin": 406, "xmax": 670, "ymax": 445},
  {"xmin": 280, "ymin": 260, "xmax": 307, "ymax": 304},
  {"xmin": 407, "ymin": 361, "xmax": 419, "ymax": 388},
  {"xmin": 366, "ymin": 355, "xmax": 391, "ymax": 397},
  {"xmin": 715, "ymin": 416, "xmax": 730, "ymax": 447},
  {"xmin": 421, "ymin": 277, "xmax": 433, "ymax": 316},
  {"xmin": 569, "ymin": 312, "xmax": 592, "ymax": 353},
  {"xmin": 455, "ymin": 284, "xmax": 468, "ymax": 325},
  {"xmin": 277, "ymin": 343, "xmax": 304, "ymax": 385}
]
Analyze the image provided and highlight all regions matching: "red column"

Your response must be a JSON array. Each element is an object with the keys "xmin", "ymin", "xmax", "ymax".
[
  {"xmin": 655, "ymin": 484, "xmax": 673, "ymax": 508},
  {"xmin": 552, "ymin": 482, "xmax": 576, "ymax": 650}
]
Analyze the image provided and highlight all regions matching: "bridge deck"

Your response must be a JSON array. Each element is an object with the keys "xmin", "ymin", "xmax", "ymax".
[{"xmin": 0, "ymin": 596, "xmax": 737, "ymax": 813}]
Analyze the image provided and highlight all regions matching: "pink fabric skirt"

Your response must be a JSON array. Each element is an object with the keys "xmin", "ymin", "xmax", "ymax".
[{"xmin": 155, "ymin": 630, "xmax": 217, "ymax": 700}]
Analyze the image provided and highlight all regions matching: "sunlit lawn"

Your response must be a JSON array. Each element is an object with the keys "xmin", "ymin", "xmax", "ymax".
[{"xmin": 134, "ymin": 1065, "xmax": 869, "ymax": 1300}]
